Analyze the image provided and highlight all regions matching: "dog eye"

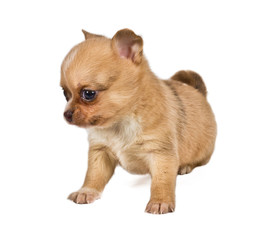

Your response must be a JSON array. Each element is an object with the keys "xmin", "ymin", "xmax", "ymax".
[
  {"xmin": 63, "ymin": 89, "xmax": 69, "ymax": 101},
  {"xmin": 81, "ymin": 89, "xmax": 97, "ymax": 101}
]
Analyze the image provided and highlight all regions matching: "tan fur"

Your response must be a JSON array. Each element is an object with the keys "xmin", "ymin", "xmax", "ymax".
[
  {"xmin": 171, "ymin": 70, "xmax": 207, "ymax": 97},
  {"xmin": 61, "ymin": 29, "xmax": 217, "ymax": 214}
]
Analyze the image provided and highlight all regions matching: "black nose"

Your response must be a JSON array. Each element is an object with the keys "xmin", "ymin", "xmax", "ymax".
[{"xmin": 64, "ymin": 110, "xmax": 73, "ymax": 122}]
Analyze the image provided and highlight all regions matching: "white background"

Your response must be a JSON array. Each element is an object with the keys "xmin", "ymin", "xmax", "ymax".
[{"xmin": 0, "ymin": 0, "xmax": 273, "ymax": 239}]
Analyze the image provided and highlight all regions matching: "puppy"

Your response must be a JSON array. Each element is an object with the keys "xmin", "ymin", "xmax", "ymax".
[{"xmin": 60, "ymin": 29, "xmax": 217, "ymax": 214}]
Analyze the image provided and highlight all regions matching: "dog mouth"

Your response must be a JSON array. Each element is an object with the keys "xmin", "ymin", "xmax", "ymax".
[{"xmin": 65, "ymin": 113, "xmax": 108, "ymax": 128}]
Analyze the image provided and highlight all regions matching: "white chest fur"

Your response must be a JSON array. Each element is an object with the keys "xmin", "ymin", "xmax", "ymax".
[{"xmin": 87, "ymin": 117, "xmax": 148, "ymax": 174}]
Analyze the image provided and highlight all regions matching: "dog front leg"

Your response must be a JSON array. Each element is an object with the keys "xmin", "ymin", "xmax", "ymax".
[
  {"xmin": 146, "ymin": 154, "xmax": 178, "ymax": 214},
  {"xmin": 68, "ymin": 145, "xmax": 117, "ymax": 204}
]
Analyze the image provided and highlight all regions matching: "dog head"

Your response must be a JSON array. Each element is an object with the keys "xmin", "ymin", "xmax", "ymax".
[{"xmin": 60, "ymin": 29, "xmax": 145, "ymax": 128}]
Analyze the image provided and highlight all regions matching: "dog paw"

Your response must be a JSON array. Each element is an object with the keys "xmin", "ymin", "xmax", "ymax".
[
  {"xmin": 178, "ymin": 165, "xmax": 192, "ymax": 175},
  {"xmin": 145, "ymin": 201, "xmax": 175, "ymax": 214},
  {"xmin": 68, "ymin": 187, "xmax": 101, "ymax": 204}
]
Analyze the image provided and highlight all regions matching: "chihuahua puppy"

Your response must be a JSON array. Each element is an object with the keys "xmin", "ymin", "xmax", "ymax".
[{"xmin": 60, "ymin": 29, "xmax": 217, "ymax": 214}]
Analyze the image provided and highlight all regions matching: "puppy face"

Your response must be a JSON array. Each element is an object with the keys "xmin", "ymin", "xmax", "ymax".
[{"xmin": 60, "ymin": 29, "xmax": 144, "ymax": 128}]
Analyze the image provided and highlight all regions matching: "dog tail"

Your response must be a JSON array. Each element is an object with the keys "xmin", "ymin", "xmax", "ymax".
[{"xmin": 171, "ymin": 70, "xmax": 207, "ymax": 97}]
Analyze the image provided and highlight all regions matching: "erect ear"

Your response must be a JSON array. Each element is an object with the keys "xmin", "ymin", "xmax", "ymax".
[
  {"xmin": 112, "ymin": 29, "xmax": 143, "ymax": 64},
  {"xmin": 82, "ymin": 29, "xmax": 103, "ymax": 40}
]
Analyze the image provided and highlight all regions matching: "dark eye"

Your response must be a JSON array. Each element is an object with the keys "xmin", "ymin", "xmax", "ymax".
[
  {"xmin": 81, "ymin": 89, "xmax": 97, "ymax": 101},
  {"xmin": 63, "ymin": 89, "xmax": 69, "ymax": 101}
]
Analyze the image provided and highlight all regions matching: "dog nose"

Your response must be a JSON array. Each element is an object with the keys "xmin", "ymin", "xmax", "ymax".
[{"xmin": 64, "ymin": 110, "xmax": 73, "ymax": 122}]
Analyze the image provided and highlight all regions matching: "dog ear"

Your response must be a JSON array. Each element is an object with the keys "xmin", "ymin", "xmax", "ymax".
[
  {"xmin": 82, "ymin": 29, "xmax": 103, "ymax": 40},
  {"xmin": 112, "ymin": 29, "xmax": 143, "ymax": 64}
]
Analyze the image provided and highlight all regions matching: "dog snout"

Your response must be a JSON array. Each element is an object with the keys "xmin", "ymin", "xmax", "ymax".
[{"xmin": 64, "ymin": 110, "xmax": 74, "ymax": 122}]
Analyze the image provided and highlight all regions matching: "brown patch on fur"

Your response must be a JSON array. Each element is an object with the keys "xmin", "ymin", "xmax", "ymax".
[{"xmin": 171, "ymin": 70, "xmax": 207, "ymax": 97}]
